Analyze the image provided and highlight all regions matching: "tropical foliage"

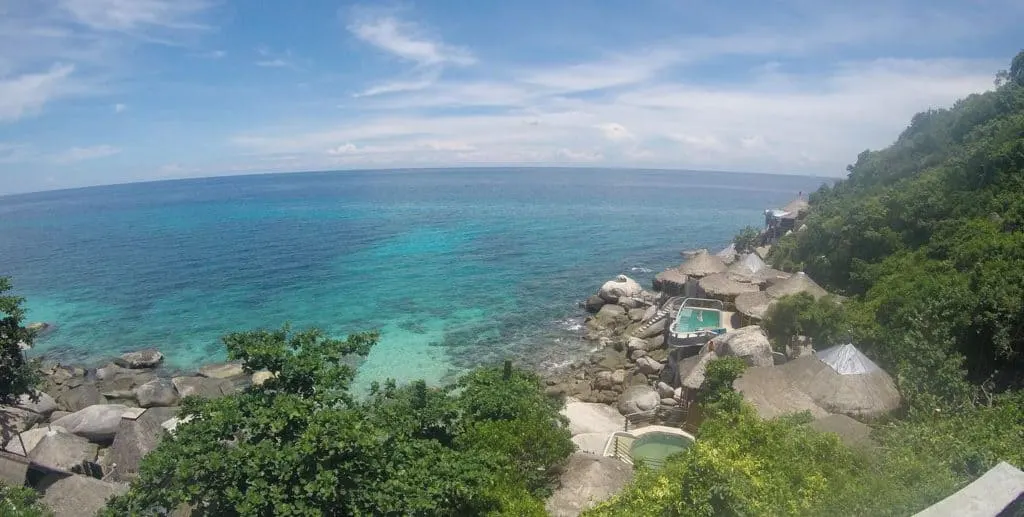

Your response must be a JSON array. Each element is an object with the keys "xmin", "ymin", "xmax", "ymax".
[
  {"xmin": 0, "ymin": 482, "xmax": 51, "ymax": 517},
  {"xmin": 104, "ymin": 326, "xmax": 573, "ymax": 516},
  {"xmin": 0, "ymin": 277, "xmax": 40, "ymax": 405},
  {"xmin": 769, "ymin": 50, "xmax": 1024, "ymax": 410}
]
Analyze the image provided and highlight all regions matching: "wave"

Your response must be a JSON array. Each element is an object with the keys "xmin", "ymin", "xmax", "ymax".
[{"xmin": 629, "ymin": 266, "xmax": 653, "ymax": 273}]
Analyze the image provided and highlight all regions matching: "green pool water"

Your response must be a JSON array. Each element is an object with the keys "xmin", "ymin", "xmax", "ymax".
[
  {"xmin": 630, "ymin": 432, "xmax": 694, "ymax": 466},
  {"xmin": 672, "ymin": 308, "xmax": 722, "ymax": 333}
]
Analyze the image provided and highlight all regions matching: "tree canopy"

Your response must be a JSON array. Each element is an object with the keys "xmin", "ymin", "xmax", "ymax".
[
  {"xmin": 104, "ymin": 326, "xmax": 572, "ymax": 516},
  {"xmin": 0, "ymin": 277, "xmax": 40, "ymax": 405}
]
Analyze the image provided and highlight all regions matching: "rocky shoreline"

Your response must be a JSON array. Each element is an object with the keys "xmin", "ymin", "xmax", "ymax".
[{"xmin": 1, "ymin": 269, "xmax": 687, "ymax": 515}]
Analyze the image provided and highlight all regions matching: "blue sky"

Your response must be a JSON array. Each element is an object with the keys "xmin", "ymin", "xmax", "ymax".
[{"xmin": 0, "ymin": 0, "xmax": 1021, "ymax": 194}]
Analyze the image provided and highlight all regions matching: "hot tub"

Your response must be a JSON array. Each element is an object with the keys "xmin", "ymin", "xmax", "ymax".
[{"xmin": 630, "ymin": 431, "xmax": 694, "ymax": 466}]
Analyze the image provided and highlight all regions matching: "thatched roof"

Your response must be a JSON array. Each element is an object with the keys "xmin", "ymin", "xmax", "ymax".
[
  {"xmin": 716, "ymin": 244, "xmax": 738, "ymax": 265},
  {"xmin": 654, "ymin": 268, "xmax": 686, "ymax": 287},
  {"xmin": 778, "ymin": 346, "xmax": 900, "ymax": 418},
  {"xmin": 699, "ymin": 272, "xmax": 760, "ymax": 297},
  {"xmin": 726, "ymin": 253, "xmax": 766, "ymax": 283},
  {"xmin": 734, "ymin": 291, "xmax": 775, "ymax": 320},
  {"xmin": 678, "ymin": 249, "xmax": 727, "ymax": 277},
  {"xmin": 733, "ymin": 366, "xmax": 829, "ymax": 419},
  {"xmin": 765, "ymin": 271, "xmax": 828, "ymax": 299},
  {"xmin": 808, "ymin": 414, "xmax": 875, "ymax": 449},
  {"xmin": 781, "ymin": 196, "xmax": 809, "ymax": 217},
  {"xmin": 751, "ymin": 267, "xmax": 791, "ymax": 287}
]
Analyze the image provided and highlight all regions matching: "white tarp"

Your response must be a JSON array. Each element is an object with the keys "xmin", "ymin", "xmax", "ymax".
[{"xmin": 816, "ymin": 343, "xmax": 881, "ymax": 375}]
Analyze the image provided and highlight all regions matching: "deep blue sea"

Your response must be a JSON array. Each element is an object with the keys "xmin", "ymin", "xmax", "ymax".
[{"xmin": 0, "ymin": 168, "xmax": 826, "ymax": 389}]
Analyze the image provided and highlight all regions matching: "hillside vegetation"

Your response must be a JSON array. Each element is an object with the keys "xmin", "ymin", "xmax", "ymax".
[{"xmin": 590, "ymin": 51, "xmax": 1024, "ymax": 516}]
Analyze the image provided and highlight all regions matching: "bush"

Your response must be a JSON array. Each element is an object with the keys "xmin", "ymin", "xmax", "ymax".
[
  {"xmin": 104, "ymin": 327, "xmax": 573, "ymax": 516},
  {"xmin": 0, "ymin": 277, "xmax": 41, "ymax": 405},
  {"xmin": 0, "ymin": 482, "xmax": 51, "ymax": 517},
  {"xmin": 761, "ymin": 293, "xmax": 848, "ymax": 350},
  {"xmin": 732, "ymin": 226, "xmax": 761, "ymax": 253}
]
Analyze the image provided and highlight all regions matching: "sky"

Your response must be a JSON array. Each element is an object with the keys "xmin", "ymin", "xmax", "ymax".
[{"xmin": 0, "ymin": 0, "xmax": 1021, "ymax": 194}]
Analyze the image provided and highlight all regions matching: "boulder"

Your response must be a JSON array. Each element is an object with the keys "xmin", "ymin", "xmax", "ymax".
[
  {"xmin": 656, "ymin": 381, "xmax": 675, "ymax": 399},
  {"xmin": 16, "ymin": 391, "xmax": 59, "ymax": 417},
  {"xmin": 94, "ymin": 363, "xmax": 129, "ymax": 381},
  {"xmin": 96, "ymin": 370, "xmax": 156, "ymax": 394},
  {"xmin": 49, "ymin": 411, "xmax": 70, "ymax": 423},
  {"xmin": 0, "ymin": 406, "xmax": 42, "ymax": 444},
  {"xmin": 591, "ymin": 371, "xmax": 614, "ymax": 391},
  {"xmin": 114, "ymin": 349, "xmax": 164, "ymax": 369},
  {"xmin": 583, "ymin": 295, "xmax": 606, "ymax": 313},
  {"xmin": 108, "ymin": 407, "xmax": 178, "ymax": 481},
  {"xmin": 610, "ymin": 369, "xmax": 626, "ymax": 386},
  {"xmin": 595, "ymin": 303, "xmax": 626, "ymax": 321},
  {"xmin": 29, "ymin": 429, "xmax": 99, "ymax": 471},
  {"xmin": 641, "ymin": 305, "xmax": 657, "ymax": 322},
  {"xmin": 635, "ymin": 318, "xmax": 667, "ymax": 339},
  {"xmin": 38, "ymin": 474, "xmax": 128, "ymax": 517},
  {"xmin": 616, "ymin": 385, "xmax": 660, "ymax": 415},
  {"xmin": 251, "ymin": 370, "xmax": 276, "ymax": 387},
  {"xmin": 618, "ymin": 297, "xmax": 644, "ymax": 310},
  {"xmin": 660, "ymin": 398, "xmax": 678, "ymax": 406},
  {"xmin": 134, "ymin": 379, "xmax": 178, "ymax": 408},
  {"xmin": 627, "ymin": 308, "xmax": 645, "ymax": 322},
  {"xmin": 198, "ymin": 362, "xmax": 245, "ymax": 379},
  {"xmin": 647, "ymin": 334, "xmax": 665, "ymax": 350},
  {"xmin": 636, "ymin": 357, "xmax": 664, "ymax": 376},
  {"xmin": 57, "ymin": 384, "xmax": 107, "ymax": 412},
  {"xmin": 626, "ymin": 336, "xmax": 650, "ymax": 353},
  {"xmin": 4, "ymin": 426, "xmax": 67, "ymax": 455},
  {"xmin": 545, "ymin": 452, "xmax": 634, "ymax": 517},
  {"xmin": 629, "ymin": 349, "xmax": 647, "ymax": 361},
  {"xmin": 172, "ymin": 376, "xmax": 235, "ymax": 399},
  {"xmin": 50, "ymin": 404, "xmax": 129, "ymax": 443},
  {"xmin": 712, "ymin": 326, "xmax": 774, "ymax": 367},
  {"xmin": 598, "ymin": 275, "xmax": 642, "ymax": 303}
]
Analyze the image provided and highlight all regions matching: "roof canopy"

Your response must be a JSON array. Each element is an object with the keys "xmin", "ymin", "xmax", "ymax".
[
  {"xmin": 727, "ymin": 253, "xmax": 767, "ymax": 282},
  {"xmin": 816, "ymin": 344, "xmax": 882, "ymax": 375},
  {"xmin": 782, "ymin": 196, "xmax": 809, "ymax": 216},
  {"xmin": 679, "ymin": 249, "xmax": 727, "ymax": 277},
  {"xmin": 699, "ymin": 272, "xmax": 761, "ymax": 297}
]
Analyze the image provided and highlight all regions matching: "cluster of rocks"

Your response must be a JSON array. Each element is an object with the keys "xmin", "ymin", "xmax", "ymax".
[
  {"xmin": 0, "ymin": 348, "xmax": 270, "ymax": 517},
  {"xmin": 550, "ymin": 275, "xmax": 681, "ymax": 417}
]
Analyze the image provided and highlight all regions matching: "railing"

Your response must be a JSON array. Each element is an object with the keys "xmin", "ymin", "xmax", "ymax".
[{"xmin": 623, "ymin": 406, "xmax": 689, "ymax": 432}]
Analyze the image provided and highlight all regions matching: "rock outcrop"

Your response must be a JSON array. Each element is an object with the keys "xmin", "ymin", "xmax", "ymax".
[
  {"xmin": 50, "ymin": 404, "xmax": 130, "ymax": 443},
  {"xmin": 598, "ymin": 275, "xmax": 642, "ymax": 303},
  {"xmin": 545, "ymin": 452, "xmax": 634, "ymax": 517},
  {"xmin": 38, "ymin": 474, "xmax": 128, "ymax": 517},
  {"xmin": 29, "ymin": 429, "xmax": 99, "ymax": 472},
  {"xmin": 616, "ymin": 385, "xmax": 659, "ymax": 415},
  {"xmin": 134, "ymin": 379, "xmax": 178, "ymax": 408},
  {"xmin": 114, "ymin": 349, "xmax": 164, "ymax": 369},
  {"xmin": 171, "ymin": 376, "xmax": 235, "ymax": 399},
  {"xmin": 198, "ymin": 362, "xmax": 245, "ymax": 379}
]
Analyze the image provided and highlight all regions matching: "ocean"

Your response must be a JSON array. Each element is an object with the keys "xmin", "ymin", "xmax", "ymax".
[{"xmin": 0, "ymin": 168, "xmax": 827, "ymax": 389}]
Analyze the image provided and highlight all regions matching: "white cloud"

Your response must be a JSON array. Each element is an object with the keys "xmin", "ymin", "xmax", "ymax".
[
  {"xmin": 327, "ymin": 143, "xmax": 359, "ymax": 155},
  {"xmin": 113, "ymin": 102, "xmax": 126, "ymax": 113},
  {"xmin": 256, "ymin": 59, "xmax": 288, "ymax": 68},
  {"xmin": 254, "ymin": 47, "xmax": 296, "ymax": 69},
  {"xmin": 348, "ymin": 15, "xmax": 474, "ymax": 67},
  {"xmin": 0, "ymin": 64, "xmax": 76, "ymax": 122},
  {"xmin": 0, "ymin": 143, "xmax": 37, "ymax": 163},
  {"xmin": 597, "ymin": 123, "xmax": 635, "ymax": 142},
  {"xmin": 53, "ymin": 144, "xmax": 120, "ymax": 163},
  {"xmin": 348, "ymin": 12, "xmax": 474, "ymax": 97},
  {"xmin": 58, "ymin": 0, "xmax": 212, "ymax": 32}
]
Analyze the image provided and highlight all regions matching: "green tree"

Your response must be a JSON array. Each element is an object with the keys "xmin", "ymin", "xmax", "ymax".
[
  {"xmin": 0, "ymin": 482, "xmax": 51, "ymax": 517},
  {"xmin": 761, "ymin": 293, "xmax": 848, "ymax": 351},
  {"xmin": 732, "ymin": 226, "xmax": 761, "ymax": 253},
  {"xmin": 0, "ymin": 278, "xmax": 41, "ymax": 404},
  {"xmin": 105, "ymin": 326, "xmax": 573, "ymax": 516}
]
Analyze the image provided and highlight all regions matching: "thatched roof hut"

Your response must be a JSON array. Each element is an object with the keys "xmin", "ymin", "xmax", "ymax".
[
  {"xmin": 779, "ymin": 344, "xmax": 901, "ymax": 419},
  {"xmin": 765, "ymin": 271, "xmax": 827, "ymax": 299},
  {"xmin": 678, "ymin": 250, "xmax": 727, "ymax": 278},
  {"xmin": 716, "ymin": 244, "xmax": 738, "ymax": 265},
  {"xmin": 699, "ymin": 272, "xmax": 760, "ymax": 298},
  {"xmin": 733, "ymin": 366, "xmax": 830, "ymax": 419},
  {"xmin": 734, "ymin": 291, "xmax": 775, "ymax": 320},
  {"xmin": 751, "ymin": 267, "xmax": 791, "ymax": 287},
  {"xmin": 726, "ymin": 253, "xmax": 766, "ymax": 283},
  {"xmin": 653, "ymin": 268, "xmax": 687, "ymax": 295}
]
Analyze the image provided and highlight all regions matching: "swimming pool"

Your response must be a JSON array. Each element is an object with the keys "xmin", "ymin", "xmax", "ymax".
[
  {"xmin": 630, "ymin": 431, "xmax": 694, "ymax": 467},
  {"xmin": 672, "ymin": 307, "xmax": 722, "ymax": 333}
]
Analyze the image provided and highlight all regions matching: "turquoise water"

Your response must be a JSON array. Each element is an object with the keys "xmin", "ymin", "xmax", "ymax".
[
  {"xmin": 673, "ymin": 308, "xmax": 722, "ymax": 333},
  {"xmin": 0, "ymin": 168, "xmax": 825, "ymax": 388}
]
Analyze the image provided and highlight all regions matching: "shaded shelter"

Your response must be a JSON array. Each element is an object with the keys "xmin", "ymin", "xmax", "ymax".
[
  {"xmin": 779, "ymin": 344, "xmax": 900, "ymax": 419},
  {"xmin": 765, "ymin": 271, "xmax": 828, "ymax": 299}
]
